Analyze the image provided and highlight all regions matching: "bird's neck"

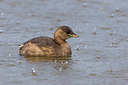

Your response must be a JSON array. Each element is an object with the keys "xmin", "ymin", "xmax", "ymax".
[
  {"xmin": 60, "ymin": 42, "xmax": 71, "ymax": 56},
  {"xmin": 54, "ymin": 36, "xmax": 72, "ymax": 56},
  {"xmin": 54, "ymin": 36, "xmax": 66, "ymax": 45}
]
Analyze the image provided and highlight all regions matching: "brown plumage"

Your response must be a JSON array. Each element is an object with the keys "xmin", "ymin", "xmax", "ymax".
[{"xmin": 19, "ymin": 26, "xmax": 78, "ymax": 57}]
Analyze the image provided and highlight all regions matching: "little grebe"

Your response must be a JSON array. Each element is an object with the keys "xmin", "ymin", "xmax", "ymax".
[{"xmin": 19, "ymin": 26, "xmax": 78, "ymax": 57}]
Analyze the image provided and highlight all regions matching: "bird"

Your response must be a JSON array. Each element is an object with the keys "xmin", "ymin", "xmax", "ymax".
[{"xmin": 19, "ymin": 26, "xmax": 78, "ymax": 57}]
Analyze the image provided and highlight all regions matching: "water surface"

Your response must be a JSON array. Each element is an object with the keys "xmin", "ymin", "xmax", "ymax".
[{"xmin": 0, "ymin": 0, "xmax": 128, "ymax": 85}]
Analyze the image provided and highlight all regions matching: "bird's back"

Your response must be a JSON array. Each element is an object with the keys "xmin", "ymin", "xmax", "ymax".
[
  {"xmin": 24, "ymin": 36, "xmax": 59, "ymax": 47},
  {"xmin": 19, "ymin": 36, "xmax": 60, "ymax": 57}
]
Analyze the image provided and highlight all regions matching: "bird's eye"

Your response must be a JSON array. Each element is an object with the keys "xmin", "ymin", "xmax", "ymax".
[
  {"xmin": 67, "ymin": 32, "xmax": 70, "ymax": 34},
  {"xmin": 67, "ymin": 30, "xmax": 71, "ymax": 34}
]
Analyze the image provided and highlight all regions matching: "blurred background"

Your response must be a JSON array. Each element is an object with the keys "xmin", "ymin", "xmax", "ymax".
[{"xmin": 0, "ymin": 0, "xmax": 128, "ymax": 85}]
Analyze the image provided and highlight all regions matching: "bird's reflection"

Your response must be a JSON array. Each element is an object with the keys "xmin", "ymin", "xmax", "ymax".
[
  {"xmin": 21, "ymin": 56, "xmax": 72, "ymax": 71},
  {"xmin": 24, "ymin": 56, "xmax": 71, "ymax": 62}
]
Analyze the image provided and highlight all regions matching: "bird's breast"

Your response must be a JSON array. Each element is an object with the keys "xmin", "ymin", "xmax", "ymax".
[{"xmin": 60, "ymin": 43, "xmax": 71, "ymax": 56}]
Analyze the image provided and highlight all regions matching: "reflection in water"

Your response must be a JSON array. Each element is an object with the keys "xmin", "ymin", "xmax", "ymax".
[
  {"xmin": 24, "ymin": 56, "xmax": 72, "ymax": 62},
  {"xmin": 21, "ymin": 56, "xmax": 72, "ymax": 71}
]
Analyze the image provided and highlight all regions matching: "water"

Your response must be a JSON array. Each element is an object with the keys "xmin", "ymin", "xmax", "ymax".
[{"xmin": 0, "ymin": 0, "xmax": 128, "ymax": 85}]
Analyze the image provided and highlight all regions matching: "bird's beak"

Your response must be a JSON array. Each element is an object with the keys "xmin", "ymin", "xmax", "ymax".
[
  {"xmin": 69, "ymin": 34, "xmax": 79, "ymax": 38},
  {"xmin": 72, "ymin": 34, "xmax": 79, "ymax": 38}
]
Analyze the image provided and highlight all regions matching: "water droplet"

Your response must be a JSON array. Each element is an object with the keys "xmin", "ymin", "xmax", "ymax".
[
  {"xmin": 32, "ymin": 68, "xmax": 36, "ymax": 73},
  {"xmin": 1, "ymin": 13, "xmax": 4, "ymax": 15},
  {"xmin": 18, "ymin": 60, "xmax": 22, "ymax": 64},
  {"xmin": 96, "ymin": 55, "xmax": 100, "ymax": 59},
  {"xmin": 59, "ymin": 68, "xmax": 62, "ymax": 72},
  {"xmin": 93, "ymin": 27, "xmax": 97, "ymax": 35},
  {"xmin": 56, "ymin": 19, "xmax": 61, "ymax": 22},
  {"xmin": 110, "ymin": 44, "xmax": 113, "ymax": 46},
  {"xmin": 54, "ymin": 60, "xmax": 57, "ymax": 64},
  {"xmin": 93, "ymin": 32, "xmax": 96, "ymax": 35},
  {"xmin": 76, "ymin": 45, "xmax": 80, "ymax": 50},
  {"xmin": 110, "ymin": 13, "xmax": 114, "ymax": 18},
  {"xmin": 110, "ymin": 30, "xmax": 117, "ymax": 35},
  {"xmin": 16, "ymin": 21, "xmax": 20, "ymax": 25},
  {"xmin": 9, "ymin": 53, "xmax": 11, "ymax": 56},
  {"xmin": 115, "ymin": 8, "xmax": 120, "ymax": 12},
  {"xmin": 61, "ymin": 62, "xmax": 64, "ymax": 64},
  {"xmin": 65, "ymin": 61, "xmax": 68, "ymax": 64},
  {"xmin": 112, "ymin": 38, "xmax": 118, "ymax": 44},
  {"xmin": 83, "ymin": 2, "xmax": 87, "ymax": 7},
  {"xmin": 0, "ymin": 30, "xmax": 3, "ymax": 33},
  {"xmin": 74, "ymin": 54, "xmax": 77, "ymax": 56}
]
